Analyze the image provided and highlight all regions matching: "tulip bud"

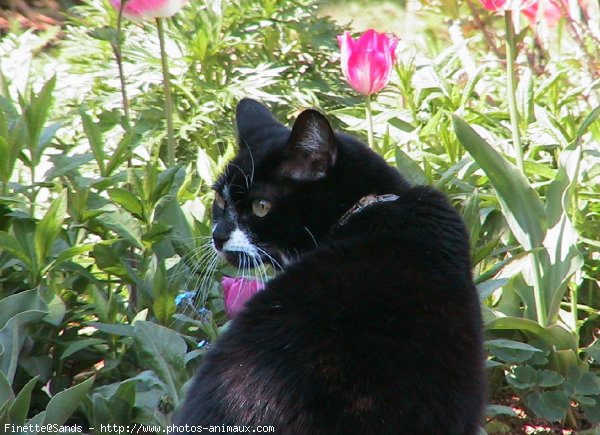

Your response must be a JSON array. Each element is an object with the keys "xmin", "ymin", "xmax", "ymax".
[
  {"xmin": 221, "ymin": 276, "xmax": 265, "ymax": 319},
  {"xmin": 337, "ymin": 29, "xmax": 399, "ymax": 96}
]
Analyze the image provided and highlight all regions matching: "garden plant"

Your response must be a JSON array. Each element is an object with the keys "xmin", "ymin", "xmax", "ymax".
[{"xmin": 0, "ymin": 0, "xmax": 599, "ymax": 433}]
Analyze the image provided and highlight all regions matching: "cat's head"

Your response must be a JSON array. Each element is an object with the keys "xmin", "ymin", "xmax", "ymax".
[
  {"xmin": 211, "ymin": 99, "xmax": 343, "ymax": 269},
  {"xmin": 212, "ymin": 99, "xmax": 410, "ymax": 270}
]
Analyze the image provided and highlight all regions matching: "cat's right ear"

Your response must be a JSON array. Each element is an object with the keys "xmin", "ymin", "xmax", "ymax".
[
  {"xmin": 236, "ymin": 99, "xmax": 282, "ymax": 147},
  {"xmin": 278, "ymin": 109, "xmax": 338, "ymax": 181}
]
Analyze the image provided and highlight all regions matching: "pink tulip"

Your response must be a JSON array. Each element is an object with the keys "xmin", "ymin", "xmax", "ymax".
[
  {"xmin": 110, "ymin": 0, "xmax": 187, "ymax": 21},
  {"xmin": 221, "ymin": 277, "xmax": 265, "ymax": 319},
  {"xmin": 480, "ymin": 0, "xmax": 537, "ymax": 11},
  {"xmin": 337, "ymin": 29, "xmax": 399, "ymax": 96},
  {"xmin": 522, "ymin": 0, "xmax": 568, "ymax": 25}
]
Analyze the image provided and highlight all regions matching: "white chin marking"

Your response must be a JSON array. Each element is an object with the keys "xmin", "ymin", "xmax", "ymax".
[{"xmin": 223, "ymin": 228, "xmax": 259, "ymax": 257}]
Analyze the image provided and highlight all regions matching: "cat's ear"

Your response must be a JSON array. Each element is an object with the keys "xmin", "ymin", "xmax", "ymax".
[
  {"xmin": 236, "ymin": 99, "xmax": 282, "ymax": 146},
  {"xmin": 278, "ymin": 109, "xmax": 338, "ymax": 181}
]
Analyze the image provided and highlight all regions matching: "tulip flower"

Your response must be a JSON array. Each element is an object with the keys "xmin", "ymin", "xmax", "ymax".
[
  {"xmin": 337, "ymin": 29, "xmax": 398, "ymax": 150},
  {"xmin": 337, "ymin": 30, "xmax": 399, "ymax": 96},
  {"xmin": 480, "ymin": 0, "xmax": 537, "ymax": 10},
  {"xmin": 522, "ymin": 0, "xmax": 567, "ymax": 26},
  {"xmin": 110, "ymin": 0, "xmax": 186, "ymax": 21},
  {"xmin": 222, "ymin": 277, "xmax": 265, "ymax": 319}
]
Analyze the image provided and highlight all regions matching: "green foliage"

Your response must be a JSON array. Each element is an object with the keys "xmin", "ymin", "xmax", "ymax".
[{"xmin": 0, "ymin": 0, "xmax": 598, "ymax": 431}]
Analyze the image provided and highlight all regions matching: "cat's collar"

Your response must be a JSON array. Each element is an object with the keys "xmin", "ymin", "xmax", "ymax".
[{"xmin": 332, "ymin": 193, "xmax": 400, "ymax": 230}]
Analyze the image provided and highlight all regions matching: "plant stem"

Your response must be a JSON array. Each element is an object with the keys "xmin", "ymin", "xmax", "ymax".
[
  {"xmin": 504, "ymin": 10, "xmax": 525, "ymax": 174},
  {"xmin": 30, "ymin": 164, "xmax": 36, "ymax": 216},
  {"xmin": 365, "ymin": 94, "xmax": 375, "ymax": 149},
  {"xmin": 156, "ymin": 17, "xmax": 176, "ymax": 167},
  {"xmin": 504, "ymin": 11, "xmax": 546, "ymax": 326},
  {"xmin": 571, "ymin": 280, "xmax": 579, "ymax": 333},
  {"xmin": 530, "ymin": 251, "xmax": 547, "ymax": 326},
  {"xmin": 115, "ymin": 4, "xmax": 137, "ymax": 309},
  {"xmin": 114, "ymin": 2, "xmax": 131, "ymax": 130}
]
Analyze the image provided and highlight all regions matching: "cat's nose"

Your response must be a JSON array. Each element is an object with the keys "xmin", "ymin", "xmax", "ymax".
[
  {"xmin": 212, "ymin": 224, "xmax": 231, "ymax": 251},
  {"xmin": 213, "ymin": 233, "xmax": 228, "ymax": 251}
]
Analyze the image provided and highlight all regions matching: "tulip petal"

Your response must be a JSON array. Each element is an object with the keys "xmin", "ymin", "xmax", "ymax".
[{"xmin": 111, "ymin": 0, "xmax": 186, "ymax": 21}]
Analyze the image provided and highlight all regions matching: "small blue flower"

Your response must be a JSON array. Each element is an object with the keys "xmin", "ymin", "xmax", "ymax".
[
  {"xmin": 197, "ymin": 307, "xmax": 212, "ymax": 322},
  {"xmin": 175, "ymin": 291, "xmax": 195, "ymax": 306},
  {"xmin": 197, "ymin": 340, "xmax": 209, "ymax": 349}
]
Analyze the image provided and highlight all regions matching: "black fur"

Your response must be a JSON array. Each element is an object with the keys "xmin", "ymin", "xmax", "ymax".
[{"xmin": 174, "ymin": 99, "xmax": 485, "ymax": 434}]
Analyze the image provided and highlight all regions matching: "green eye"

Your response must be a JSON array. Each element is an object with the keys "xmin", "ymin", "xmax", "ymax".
[
  {"xmin": 214, "ymin": 191, "xmax": 225, "ymax": 209},
  {"xmin": 252, "ymin": 199, "xmax": 272, "ymax": 217}
]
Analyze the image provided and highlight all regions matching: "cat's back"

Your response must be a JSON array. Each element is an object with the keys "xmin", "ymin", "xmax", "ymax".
[{"xmin": 175, "ymin": 187, "xmax": 484, "ymax": 435}]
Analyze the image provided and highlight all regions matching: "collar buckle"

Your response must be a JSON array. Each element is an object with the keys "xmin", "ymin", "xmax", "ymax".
[{"xmin": 332, "ymin": 193, "xmax": 399, "ymax": 230}]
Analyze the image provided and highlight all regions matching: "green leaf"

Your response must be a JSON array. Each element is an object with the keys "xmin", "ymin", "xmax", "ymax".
[
  {"xmin": 527, "ymin": 391, "xmax": 570, "ymax": 422},
  {"xmin": 463, "ymin": 193, "xmax": 480, "ymax": 250},
  {"xmin": 105, "ymin": 131, "xmax": 139, "ymax": 177},
  {"xmin": 582, "ymin": 399, "xmax": 600, "ymax": 424},
  {"xmin": 0, "ymin": 231, "xmax": 32, "ymax": 268},
  {"xmin": 545, "ymin": 142, "xmax": 580, "ymax": 227},
  {"xmin": 23, "ymin": 76, "xmax": 56, "ymax": 165},
  {"xmin": 568, "ymin": 367, "xmax": 600, "ymax": 396},
  {"xmin": 92, "ymin": 381, "xmax": 135, "ymax": 427},
  {"xmin": 94, "ymin": 209, "xmax": 143, "ymax": 249},
  {"xmin": 153, "ymin": 293, "xmax": 176, "ymax": 326},
  {"xmin": 0, "ymin": 289, "xmax": 46, "ymax": 330},
  {"xmin": 452, "ymin": 115, "xmax": 547, "ymax": 250},
  {"xmin": 86, "ymin": 322, "xmax": 134, "ymax": 337},
  {"xmin": 42, "ymin": 376, "xmax": 94, "ymax": 426},
  {"xmin": 88, "ymin": 26, "xmax": 118, "ymax": 44},
  {"xmin": 108, "ymin": 188, "xmax": 144, "ymax": 219},
  {"xmin": 575, "ymin": 105, "xmax": 600, "ymax": 142},
  {"xmin": 395, "ymin": 148, "xmax": 427, "ymax": 186},
  {"xmin": 477, "ymin": 278, "xmax": 508, "ymax": 301},
  {"xmin": 541, "ymin": 141, "xmax": 584, "ymax": 323},
  {"xmin": 0, "ymin": 308, "xmax": 49, "ymax": 383},
  {"xmin": 44, "ymin": 153, "xmax": 94, "ymax": 181},
  {"xmin": 43, "ymin": 294, "xmax": 66, "ymax": 327},
  {"xmin": 34, "ymin": 189, "xmax": 67, "ymax": 266},
  {"xmin": 537, "ymin": 369, "xmax": 565, "ymax": 387},
  {"xmin": 151, "ymin": 166, "xmax": 182, "ymax": 206},
  {"xmin": 133, "ymin": 321, "xmax": 187, "ymax": 405},
  {"xmin": 506, "ymin": 365, "xmax": 538, "ymax": 389},
  {"xmin": 42, "ymin": 243, "xmax": 95, "ymax": 274},
  {"xmin": 0, "ymin": 370, "xmax": 12, "ymax": 408},
  {"xmin": 486, "ymin": 317, "xmax": 578, "ymax": 351},
  {"xmin": 9, "ymin": 376, "xmax": 38, "ymax": 424},
  {"xmin": 485, "ymin": 339, "xmax": 543, "ymax": 352},
  {"xmin": 142, "ymin": 222, "xmax": 172, "ymax": 243},
  {"xmin": 485, "ymin": 405, "xmax": 516, "ymax": 418},
  {"xmin": 583, "ymin": 341, "xmax": 600, "ymax": 362},
  {"xmin": 61, "ymin": 338, "xmax": 107, "ymax": 360},
  {"xmin": 80, "ymin": 110, "xmax": 105, "ymax": 176},
  {"xmin": 0, "ymin": 136, "xmax": 19, "ymax": 186}
]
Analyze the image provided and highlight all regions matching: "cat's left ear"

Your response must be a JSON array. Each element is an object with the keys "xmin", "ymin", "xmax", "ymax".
[{"xmin": 279, "ymin": 109, "xmax": 338, "ymax": 181}]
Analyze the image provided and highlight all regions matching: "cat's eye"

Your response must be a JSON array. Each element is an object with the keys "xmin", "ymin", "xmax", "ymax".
[
  {"xmin": 214, "ymin": 191, "xmax": 225, "ymax": 209},
  {"xmin": 252, "ymin": 199, "xmax": 272, "ymax": 217}
]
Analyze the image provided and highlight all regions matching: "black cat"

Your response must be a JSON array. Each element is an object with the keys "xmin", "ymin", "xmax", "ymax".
[{"xmin": 173, "ymin": 99, "xmax": 485, "ymax": 434}]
